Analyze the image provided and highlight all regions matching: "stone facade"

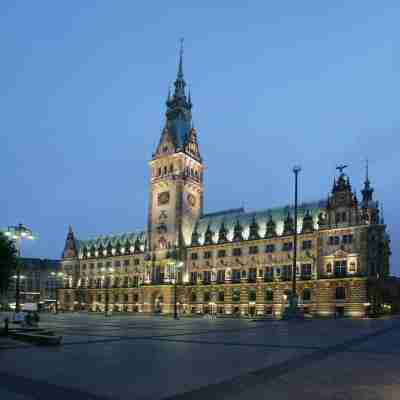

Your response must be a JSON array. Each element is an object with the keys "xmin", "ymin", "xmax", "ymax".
[{"xmin": 59, "ymin": 47, "xmax": 390, "ymax": 318}]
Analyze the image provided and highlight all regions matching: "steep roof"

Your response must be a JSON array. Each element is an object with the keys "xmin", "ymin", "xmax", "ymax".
[
  {"xmin": 77, "ymin": 231, "xmax": 147, "ymax": 253},
  {"xmin": 192, "ymin": 200, "xmax": 326, "ymax": 246}
]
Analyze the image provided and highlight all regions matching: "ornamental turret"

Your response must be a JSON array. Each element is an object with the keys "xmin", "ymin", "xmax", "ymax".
[
  {"xmin": 301, "ymin": 210, "xmax": 314, "ymax": 234},
  {"xmin": 62, "ymin": 226, "xmax": 78, "ymax": 259},
  {"xmin": 248, "ymin": 216, "xmax": 260, "ymax": 240},
  {"xmin": 233, "ymin": 219, "xmax": 244, "ymax": 242},
  {"xmin": 218, "ymin": 220, "xmax": 228, "ymax": 244},
  {"xmin": 265, "ymin": 214, "xmax": 277, "ymax": 238},
  {"xmin": 283, "ymin": 212, "xmax": 294, "ymax": 236}
]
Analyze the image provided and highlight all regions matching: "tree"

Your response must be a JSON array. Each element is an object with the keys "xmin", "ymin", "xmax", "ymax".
[{"xmin": 0, "ymin": 232, "xmax": 17, "ymax": 297}]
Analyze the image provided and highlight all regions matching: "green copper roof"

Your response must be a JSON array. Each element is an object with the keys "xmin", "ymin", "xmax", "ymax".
[
  {"xmin": 193, "ymin": 200, "xmax": 326, "ymax": 245},
  {"xmin": 77, "ymin": 231, "xmax": 147, "ymax": 252}
]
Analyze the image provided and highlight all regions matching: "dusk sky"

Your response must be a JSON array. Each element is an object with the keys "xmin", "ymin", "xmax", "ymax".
[{"xmin": 1, "ymin": 2, "xmax": 399, "ymax": 274}]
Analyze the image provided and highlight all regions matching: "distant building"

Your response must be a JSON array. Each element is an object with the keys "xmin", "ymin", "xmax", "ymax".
[
  {"xmin": 7, "ymin": 258, "xmax": 60, "ymax": 310},
  {"xmin": 60, "ymin": 46, "xmax": 391, "ymax": 318}
]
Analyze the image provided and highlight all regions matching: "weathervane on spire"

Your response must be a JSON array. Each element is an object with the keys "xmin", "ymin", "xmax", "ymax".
[{"xmin": 336, "ymin": 164, "xmax": 348, "ymax": 175}]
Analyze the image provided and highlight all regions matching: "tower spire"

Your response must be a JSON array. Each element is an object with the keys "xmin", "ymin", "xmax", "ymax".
[
  {"xmin": 178, "ymin": 37, "xmax": 184, "ymax": 79},
  {"xmin": 172, "ymin": 38, "xmax": 186, "ymax": 99},
  {"xmin": 361, "ymin": 158, "xmax": 374, "ymax": 203}
]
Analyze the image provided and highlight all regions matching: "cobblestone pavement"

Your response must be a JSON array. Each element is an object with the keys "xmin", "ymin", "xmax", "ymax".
[{"xmin": 0, "ymin": 313, "xmax": 399, "ymax": 400}]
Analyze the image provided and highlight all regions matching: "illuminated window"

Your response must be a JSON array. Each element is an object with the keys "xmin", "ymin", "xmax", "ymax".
[
  {"xmin": 326, "ymin": 263, "xmax": 332, "ymax": 273},
  {"xmin": 349, "ymin": 262, "xmax": 356, "ymax": 272}
]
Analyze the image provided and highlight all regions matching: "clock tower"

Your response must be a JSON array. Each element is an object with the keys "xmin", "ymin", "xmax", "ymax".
[{"xmin": 148, "ymin": 43, "xmax": 203, "ymax": 260}]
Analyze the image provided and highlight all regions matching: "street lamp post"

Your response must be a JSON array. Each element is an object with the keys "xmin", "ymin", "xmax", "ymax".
[
  {"xmin": 283, "ymin": 166, "xmax": 301, "ymax": 319},
  {"xmin": 104, "ymin": 267, "xmax": 114, "ymax": 317},
  {"xmin": 292, "ymin": 166, "xmax": 301, "ymax": 300},
  {"xmin": 4, "ymin": 224, "xmax": 35, "ymax": 312},
  {"xmin": 50, "ymin": 271, "xmax": 64, "ymax": 313},
  {"xmin": 173, "ymin": 261, "xmax": 184, "ymax": 319}
]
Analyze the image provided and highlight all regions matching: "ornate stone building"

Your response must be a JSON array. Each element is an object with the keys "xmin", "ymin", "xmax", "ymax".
[{"xmin": 60, "ymin": 48, "xmax": 390, "ymax": 318}]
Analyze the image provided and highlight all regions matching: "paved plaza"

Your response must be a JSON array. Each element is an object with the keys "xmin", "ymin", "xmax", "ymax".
[{"xmin": 0, "ymin": 313, "xmax": 400, "ymax": 400}]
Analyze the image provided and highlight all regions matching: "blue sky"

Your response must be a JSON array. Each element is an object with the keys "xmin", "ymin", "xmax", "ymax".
[{"xmin": 1, "ymin": 2, "xmax": 399, "ymax": 274}]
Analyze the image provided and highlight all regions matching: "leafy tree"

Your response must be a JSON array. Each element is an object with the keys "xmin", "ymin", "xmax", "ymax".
[{"xmin": 0, "ymin": 232, "xmax": 17, "ymax": 296}]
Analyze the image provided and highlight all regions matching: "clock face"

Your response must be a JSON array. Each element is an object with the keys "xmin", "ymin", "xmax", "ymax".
[
  {"xmin": 187, "ymin": 193, "xmax": 196, "ymax": 207},
  {"xmin": 158, "ymin": 191, "xmax": 170, "ymax": 206}
]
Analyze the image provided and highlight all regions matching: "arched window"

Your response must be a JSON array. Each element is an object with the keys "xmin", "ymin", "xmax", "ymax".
[
  {"xmin": 158, "ymin": 168, "xmax": 161, "ymax": 177},
  {"xmin": 248, "ymin": 288, "xmax": 256, "ymax": 302},
  {"xmin": 218, "ymin": 291, "xmax": 224, "ymax": 302},
  {"xmin": 169, "ymin": 164, "xmax": 173, "ymax": 173},
  {"xmin": 349, "ymin": 262, "xmax": 356, "ymax": 272},
  {"xmin": 326, "ymin": 263, "xmax": 332, "ymax": 273},
  {"xmin": 303, "ymin": 288, "xmax": 311, "ymax": 301},
  {"xmin": 265, "ymin": 289, "xmax": 274, "ymax": 302},
  {"xmin": 191, "ymin": 292, "xmax": 197, "ymax": 302},
  {"xmin": 163, "ymin": 166, "xmax": 167, "ymax": 175},
  {"xmin": 204, "ymin": 292, "xmax": 211, "ymax": 302},
  {"xmin": 133, "ymin": 293, "xmax": 139, "ymax": 302},
  {"xmin": 335, "ymin": 286, "xmax": 346, "ymax": 300}
]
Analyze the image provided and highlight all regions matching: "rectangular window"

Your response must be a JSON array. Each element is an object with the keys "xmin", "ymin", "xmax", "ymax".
[
  {"xmin": 217, "ymin": 270, "xmax": 225, "ymax": 282},
  {"xmin": 335, "ymin": 260, "xmax": 347, "ymax": 277},
  {"xmin": 191, "ymin": 253, "xmax": 198, "ymax": 260},
  {"xmin": 232, "ymin": 269, "xmax": 241, "ymax": 282},
  {"xmin": 302, "ymin": 240, "xmax": 312, "ymax": 250},
  {"xmin": 248, "ymin": 268, "xmax": 257, "ymax": 282},
  {"xmin": 106, "ymin": 261, "xmax": 111, "ymax": 267},
  {"xmin": 232, "ymin": 248, "xmax": 242, "ymax": 257},
  {"xmin": 282, "ymin": 242, "xmax": 293, "ymax": 252},
  {"xmin": 123, "ymin": 259, "xmax": 130, "ymax": 266},
  {"xmin": 264, "ymin": 267, "xmax": 273, "ymax": 281},
  {"xmin": 329, "ymin": 236, "xmax": 340, "ymax": 245},
  {"xmin": 134, "ymin": 259, "xmax": 140, "ymax": 266},
  {"xmin": 114, "ymin": 260, "xmax": 121, "ymax": 267},
  {"xmin": 190, "ymin": 271, "xmax": 197, "ymax": 283},
  {"xmin": 249, "ymin": 246, "xmax": 258, "ymax": 255},
  {"xmin": 342, "ymin": 234, "xmax": 353, "ymax": 244},
  {"xmin": 265, "ymin": 244, "xmax": 275, "ymax": 253},
  {"xmin": 282, "ymin": 265, "xmax": 292, "ymax": 280},
  {"xmin": 301, "ymin": 263, "xmax": 312, "ymax": 278},
  {"xmin": 204, "ymin": 251, "xmax": 212, "ymax": 259},
  {"xmin": 203, "ymin": 270, "xmax": 211, "ymax": 283},
  {"xmin": 95, "ymin": 263, "xmax": 101, "ymax": 269},
  {"xmin": 217, "ymin": 249, "xmax": 226, "ymax": 258}
]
